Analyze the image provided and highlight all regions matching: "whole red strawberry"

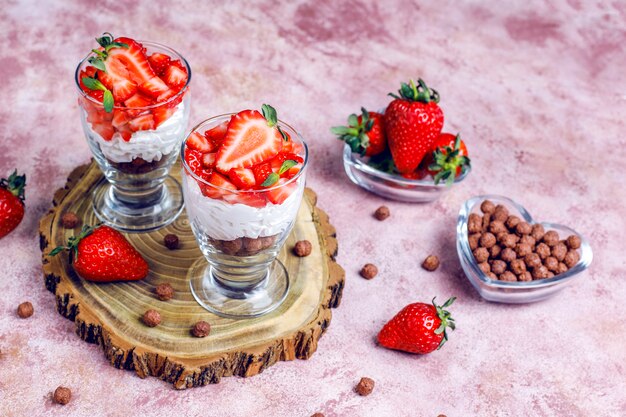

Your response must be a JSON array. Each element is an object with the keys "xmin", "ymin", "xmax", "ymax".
[
  {"xmin": 0, "ymin": 170, "xmax": 26, "ymax": 239},
  {"xmin": 332, "ymin": 107, "xmax": 387, "ymax": 156},
  {"xmin": 378, "ymin": 297, "xmax": 456, "ymax": 354},
  {"xmin": 50, "ymin": 225, "xmax": 148, "ymax": 282},
  {"xmin": 427, "ymin": 133, "xmax": 471, "ymax": 185},
  {"xmin": 384, "ymin": 79, "xmax": 444, "ymax": 174}
]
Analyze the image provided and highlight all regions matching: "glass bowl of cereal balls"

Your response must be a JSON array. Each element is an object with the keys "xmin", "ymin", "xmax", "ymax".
[{"xmin": 456, "ymin": 195, "xmax": 593, "ymax": 303}]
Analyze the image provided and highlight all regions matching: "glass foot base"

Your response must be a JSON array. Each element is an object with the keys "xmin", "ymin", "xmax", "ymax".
[
  {"xmin": 92, "ymin": 176, "xmax": 184, "ymax": 233},
  {"xmin": 188, "ymin": 258, "xmax": 289, "ymax": 319}
]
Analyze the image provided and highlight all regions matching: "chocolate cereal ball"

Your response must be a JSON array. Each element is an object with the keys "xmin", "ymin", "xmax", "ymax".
[
  {"xmin": 481, "ymin": 214, "xmax": 492, "ymax": 231},
  {"xmin": 500, "ymin": 248, "xmax": 517, "ymax": 262},
  {"xmin": 480, "ymin": 233, "xmax": 497, "ymax": 248},
  {"xmin": 530, "ymin": 224, "xmax": 545, "ymax": 241},
  {"xmin": 492, "ymin": 205, "xmax": 509, "ymax": 222},
  {"xmin": 518, "ymin": 271, "xmax": 532, "ymax": 282},
  {"xmin": 487, "ymin": 272, "xmax": 498, "ymax": 280},
  {"xmin": 551, "ymin": 242, "xmax": 568, "ymax": 261},
  {"xmin": 421, "ymin": 255, "xmax": 440, "ymax": 272},
  {"xmin": 544, "ymin": 256, "xmax": 559, "ymax": 272},
  {"xmin": 293, "ymin": 240, "xmax": 312, "ymax": 257},
  {"xmin": 557, "ymin": 262, "xmax": 569, "ymax": 274},
  {"xmin": 499, "ymin": 271, "xmax": 517, "ymax": 282},
  {"xmin": 489, "ymin": 245, "xmax": 502, "ymax": 258},
  {"xmin": 519, "ymin": 235, "xmax": 536, "ymax": 248},
  {"xmin": 532, "ymin": 265, "xmax": 549, "ymax": 280},
  {"xmin": 478, "ymin": 262, "xmax": 491, "ymax": 274},
  {"xmin": 566, "ymin": 235, "xmax": 581, "ymax": 250},
  {"xmin": 542, "ymin": 230, "xmax": 560, "ymax": 247},
  {"xmin": 355, "ymin": 377, "xmax": 375, "ymax": 396},
  {"xmin": 502, "ymin": 234, "xmax": 518, "ymax": 248},
  {"xmin": 515, "ymin": 221, "xmax": 532, "ymax": 235},
  {"xmin": 489, "ymin": 220, "xmax": 507, "ymax": 235},
  {"xmin": 536, "ymin": 242, "xmax": 551, "ymax": 260},
  {"xmin": 547, "ymin": 271, "xmax": 555, "ymax": 278},
  {"xmin": 515, "ymin": 243, "xmax": 533, "ymax": 258},
  {"xmin": 468, "ymin": 213, "xmax": 482, "ymax": 233},
  {"xmin": 360, "ymin": 263, "xmax": 379, "ymax": 279},
  {"xmin": 524, "ymin": 253, "xmax": 542, "ymax": 269},
  {"xmin": 469, "ymin": 233, "xmax": 481, "ymax": 250},
  {"xmin": 473, "ymin": 247, "xmax": 489, "ymax": 263},
  {"xmin": 53, "ymin": 386, "xmax": 72, "ymax": 405},
  {"xmin": 506, "ymin": 215, "xmax": 521, "ymax": 230},
  {"xmin": 480, "ymin": 200, "xmax": 496, "ymax": 214},
  {"xmin": 564, "ymin": 250, "xmax": 580, "ymax": 268},
  {"xmin": 510, "ymin": 259, "xmax": 526, "ymax": 275},
  {"xmin": 491, "ymin": 260, "xmax": 507, "ymax": 275}
]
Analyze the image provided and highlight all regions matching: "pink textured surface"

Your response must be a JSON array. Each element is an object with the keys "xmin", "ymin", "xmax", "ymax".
[{"xmin": 0, "ymin": 1, "xmax": 625, "ymax": 416}]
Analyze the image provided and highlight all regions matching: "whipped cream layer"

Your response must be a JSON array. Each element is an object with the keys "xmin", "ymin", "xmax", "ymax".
[
  {"xmin": 182, "ymin": 173, "xmax": 304, "ymax": 241},
  {"xmin": 84, "ymin": 101, "xmax": 188, "ymax": 163}
]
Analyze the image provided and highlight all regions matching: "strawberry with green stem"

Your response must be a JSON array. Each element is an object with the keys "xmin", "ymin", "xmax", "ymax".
[
  {"xmin": 332, "ymin": 108, "xmax": 386, "ymax": 156},
  {"xmin": 0, "ymin": 170, "xmax": 26, "ymax": 239},
  {"xmin": 427, "ymin": 133, "xmax": 471, "ymax": 185}
]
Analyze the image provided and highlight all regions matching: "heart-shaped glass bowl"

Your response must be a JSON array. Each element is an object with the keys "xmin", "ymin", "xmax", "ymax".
[
  {"xmin": 342, "ymin": 144, "xmax": 471, "ymax": 202},
  {"xmin": 456, "ymin": 195, "xmax": 593, "ymax": 303}
]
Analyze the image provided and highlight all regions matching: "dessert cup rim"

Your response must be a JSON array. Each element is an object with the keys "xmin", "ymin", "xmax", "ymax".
[
  {"xmin": 74, "ymin": 40, "xmax": 191, "ymax": 111},
  {"xmin": 181, "ymin": 113, "xmax": 308, "ymax": 194}
]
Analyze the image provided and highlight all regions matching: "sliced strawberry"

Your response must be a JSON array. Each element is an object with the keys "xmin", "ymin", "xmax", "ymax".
[
  {"xmin": 117, "ymin": 124, "xmax": 133, "ymax": 141},
  {"xmin": 228, "ymin": 168, "xmax": 256, "ymax": 190},
  {"xmin": 204, "ymin": 120, "xmax": 229, "ymax": 145},
  {"xmin": 79, "ymin": 66, "xmax": 98, "ymax": 92},
  {"xmin": 163, "ymin": 64, "xmax": 188, "ymax": 90},
  {"xmin": 112, "ymin": 110, "xmax": 129, "ymax": 128},
  {"xmin": 215, "ymin": 110, "xmax": 283, "ymax": 173},
  {"xmin": 148, "ymin": 53, "xmax": 171, "ymax": 75},
  {"xmin": 222, "ymin": 192, "xmax": 267, "ymax": 208},
  {"xmin": 201, "ymin": 153, "xmax": 217, "ymax": 169},
  {"xmin": 267, "ymin": 178, "xmax": 297, "ymax": 205},
  {"xmin": 152, "ymin": 105, "xmax": 176, "ymax": 127},
  {"xmin": 252, "ymin": 163, "xmax": 273, "ymax": 186},
  {"xmin": 139, "ymin": 76, "xmax": 171, "ymax": 99},
  {"xmin": 187, "ymin": 131, "xmax": 216, "ymax": 153},
  {"xmin": 128, "ymin": 114, "xmax": 155, "ymax": 132},
  {"xmin": 98, "ymin": 70, "xmax": 137, "ymax": 102},
  {"xmin": 87, "ymin": 89, "xmax": 105, "ymax": 102},
  {"xmin": 124, "ymin": 93, "xmax": 153, "ymax": 108},
  {"xmin": 284, "ymin": 166, "xmax": 301, "ymax": 178},
  {"xmin": 92, "ymin": 123, "xmax": 115, "ymax": 141},
  {"xmin": 184, "ymin": 148, "xmax": 204, "ymax": 176},
  {"xmin": 202, "ymin": 172, "xmax": 237, "ymax": 199},
  {"xmin": 86, "ymin": 108, "xmax": 111, "ymax": 124},
  {"xmin": 107, "ymin": 37, "xmax": 156, "ymax": 85}
]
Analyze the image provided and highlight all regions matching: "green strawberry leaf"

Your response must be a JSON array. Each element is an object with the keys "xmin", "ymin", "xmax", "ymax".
[
  {"xmin": 87, "ymin": 56, "xmax": 107, "ymax": 72},
  {"xmin": 103, "ymin": 90, "xmax": 114, "ymax": 113},
  {"xmin": 82, "ymin": 77, "xmax": 106, "ymax": 91},
  {"xmin": 278, "ymin": 160, "xmax": 297, "ymax": 175},
  {"xmin": 261, "ymin": 103, "xmax": 278, "ymax": 127},
  {"xmin": 261, "ymin": 172, "xmax": 279, "ymax": 187}
]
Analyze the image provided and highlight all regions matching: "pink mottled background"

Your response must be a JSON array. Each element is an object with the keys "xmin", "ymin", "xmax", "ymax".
[{"xmin": 1, "ymin": 0, "xmax": 625, "ymax": 416}]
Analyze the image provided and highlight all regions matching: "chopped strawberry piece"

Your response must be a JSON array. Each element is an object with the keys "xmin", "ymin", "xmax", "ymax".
[
  {"xmin": 124, "ymin": 93, "xmax": 153, "ymax": 108},
  {"xmin": 184, "ymin": 148, "xmax": 204, "ymax": 176},
  {"xmin": 252, "ymin": 163, "xmax": 273, "ymax": 186},
  {"xmin": 79, "ymin": 66, "xmax": 98, "ymax": 92},
  {"xmin": 201, "ymin": 153, "xmax": 217, "ymax": 168},
  {"xmin": 87, "ymin": 89, "xmax": 105, "ymax": 102},
  {"xmin": 117, "ymin": 124, "xmax": 133, "ymax": 141},
  {"xmin": 107, "ymin": 37, "xmax": 157, "ymax": 86},
  {"xmin": 97, "ymin": 66, "xmax": 137, "ymax": 102},
  {"xmin": 128, "ymin": 114, "xmax": 155, "ymax": 132},
  {"xmin": 222, "ymin": 192, "xmax": 267, "ymax": 208},
  {"xmin": 204, "ymin": 120, "xmax": 229, "ymax": 145},
  {"xmin": 139, "ymin": 76, "xmax": 171, "ymax": 98},
  {"xmin": 228, "ymin": 168, "xmax": 256, "ymax": 190},
  {"xmin": 163, "ymin": 64, "xmax": 188, "ymax": 90},
  {"xmin": 284, "ymin": 166, "xmax": 301, "ymax": 178},
  {"xmin": 86, "ymin": 108, "xmax": 111, "ymax": 124},
  {"xmin": 92, "ymin": 123, "xmax": 115, "ymax": 141},
  {"xmin": 267, "ymin": 178, "xmax": 297, "ymax": 205},
  {"xmin": 112, "ymin": 110, "xmax": 129, "ymax": 128},
  {"xmin": 202, "ymin": 172, "xmax": 237, "ymax": 199},
  {"xmin": 187, "ymin": 132, "xmax": 216, "ymax": 153},
  {"xmin": 215, "ymin": 110, "xmax": 283, "ymax": 173},
  {"xmin": 152, "ymin": 105, "xmax": 176, "ymax": 127},
  {"xmin": 148, "ymin": 53, "xmax": 171, "ymax": 75}
]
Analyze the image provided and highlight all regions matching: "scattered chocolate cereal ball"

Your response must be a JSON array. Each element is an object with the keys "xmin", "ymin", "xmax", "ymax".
[
  {"xmin": 360, "ymin": 263, "xmax": 378, "ymax": 279},
  {"xmin": 492, "ymin": 205, "xmax": 509, "ymax": 221},
  {"xmin": 536, "ymin": 242, "xmax": 551, "ymax": 260},
  {"xmin": 468, "ymin": 213, "xmax": 482, "ymax": 233},
  {"xmin": 489, "ymin": 220, "xmax": 507, "ymax": 235},
  {"xmin": 142, "ymin": 309, "xmax": 161, "ymax": 327},
  {"xmin": 506, "ymin": 215, "xmax": 521, "ymax": 229},
  {"xmin": 515, "ymin": 243, "xmax": 532, "ymax": 258},
  {"xmin": 499, "ymin": 271, "xmax": 517, "ymax": 282},
  {"xmin": 163, "ymin": 233, "xmax": 180, "ymax": 250},
  {"xmin": 530, "ymin": 224, "xmax": 545, "ymax": 241},
  {"xmin": 500, "ymin": 248, "xmax": 517, "ymax": 262},
  {"xmin": 524, "ymin": 253, "xmax": 542, "ymax": 269},
  {"xmin": 17, "ymin": 301, "xmax": 34, "ymax": 318},
  {"xmin": 473, "ymin": 247, "xmax": 489, "ymax": 263},
  {"xmin": 544, "ymin": 256, "xmax": 559, "ymax": 273},
  {"xmin": 480, "ymin": 200, "xmax": 496, "ymax": 214},
  {"xmin": 515, "ymin": 221, "xmax": 532, "ymax": 235},
  {"xmin": 191, "ymin": 321, "xmax": 211, "ymax": 338},
  {"xmin": 510, "ymin": 259, "xmax": 527, "ymax": 275},
  {"xmin": 532, "ymin": 265, "xmax": 549, "ymax": 280},
  {"xmin": 154, "ymin": 283, "xmax": 174, "ymax": 301},
  {"xmin": 355, "ymin": 377, "xmax": 375, "ymax": 396},
  {"xmin": 61, "ymin": 212, "xmax": 80, "ymax": 229},
  {"xmin": 53, "ymin": 386, "xmax": 71, "ymax": 405},
  {"xmin": 311, "ymin": 414, "xmax": 325, "ymax": 417},
  {"xmin": 564, "ymin": 250, "xmax": 580, "ymax": 268},
  {"xmin": 519, "ymin": 235, "xmax": 536, "ymax": 248},
  {"xmin": 542, "ymin": 230, "xmax": 560, "ymax": 247},
  {"xmin": 501, "ymin": 234, "xmax": 518, "ymax": 249},
  {"xmin": 480, "ymin": 232, "xmax": 496, "ymax": 249},
  {"xmin": 551, "ymin": 242, "xmax": 568, "ymax": 261},
  {"xmin": 374, "ymin": 206, "xmax": 390, "ymax": 221},
  {"xmin": 294, "ymin": 240, "xmax": 312, "ymax": 257},
  {"xmin": 557, "ymin": 262, "xmax": 569, "ymax": 274},
  {"xmin": 221, "ymin": 238, "xmax": 243, "ymax": 255},
  {"xmin": 481, "ymin": 214, "xmax": 492, "ymax": 231},
  {"xmin": 468, "ymin": 233, "xmax": 481, "ymax": 250},
  {"xmin": 518, "ymin": 271, "xmax": 532, "ymax": 282},
  {"xmin": 566, "ymin": 235, "xmax": 581, "ymax": 250},
  {"xmin": 421, "ymin": 255, "xmax": 440, "ymax": 272},
  {"xmin": 478, "ymin": 262, "xmax": 491, "ymax": 274},
  {"xmin": 489, "ymin": 244, "xmax": 502, "ymax": 259},
  {"xmin": 491, "ymin": 260, "xmax": 507, "ymax": 275}
]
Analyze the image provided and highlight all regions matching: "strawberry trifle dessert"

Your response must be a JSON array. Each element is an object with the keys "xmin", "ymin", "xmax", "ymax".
[
  {"xmin": 75, "ymin": 33, "xmax": 191, "ymax": 232},
  {"xmin": 182, "ymin": 104, "xmax": 308, "ymax": 318}
]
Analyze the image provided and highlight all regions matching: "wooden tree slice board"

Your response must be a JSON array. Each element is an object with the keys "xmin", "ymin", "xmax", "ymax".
[{"xmin": 39, "ymin": 161, "xmax": 344, "ymax": 389}]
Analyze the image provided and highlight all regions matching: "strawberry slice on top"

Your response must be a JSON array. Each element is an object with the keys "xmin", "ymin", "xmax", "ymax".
[{"xmin": 215, "ymin": 104, "xmax": 286, "ymax": 174}]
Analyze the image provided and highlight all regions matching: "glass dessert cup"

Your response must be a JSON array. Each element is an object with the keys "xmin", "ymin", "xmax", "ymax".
[
  {"xmin": 181, "ymin": 115, "xmax": 308, "ymax": 318},
  {"xmin": 75, "ymin": 41, "xmax": 191, "ymax": 232}
]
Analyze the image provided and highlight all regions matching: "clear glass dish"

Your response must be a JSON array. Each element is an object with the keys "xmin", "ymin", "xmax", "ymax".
[
  {"xmin": 456, "ymin": 195, "xmax": 593, "ymax": 303},
  {"xmin": 342, "ymin": 144, "xmax": 470, "ymax": 202}
]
